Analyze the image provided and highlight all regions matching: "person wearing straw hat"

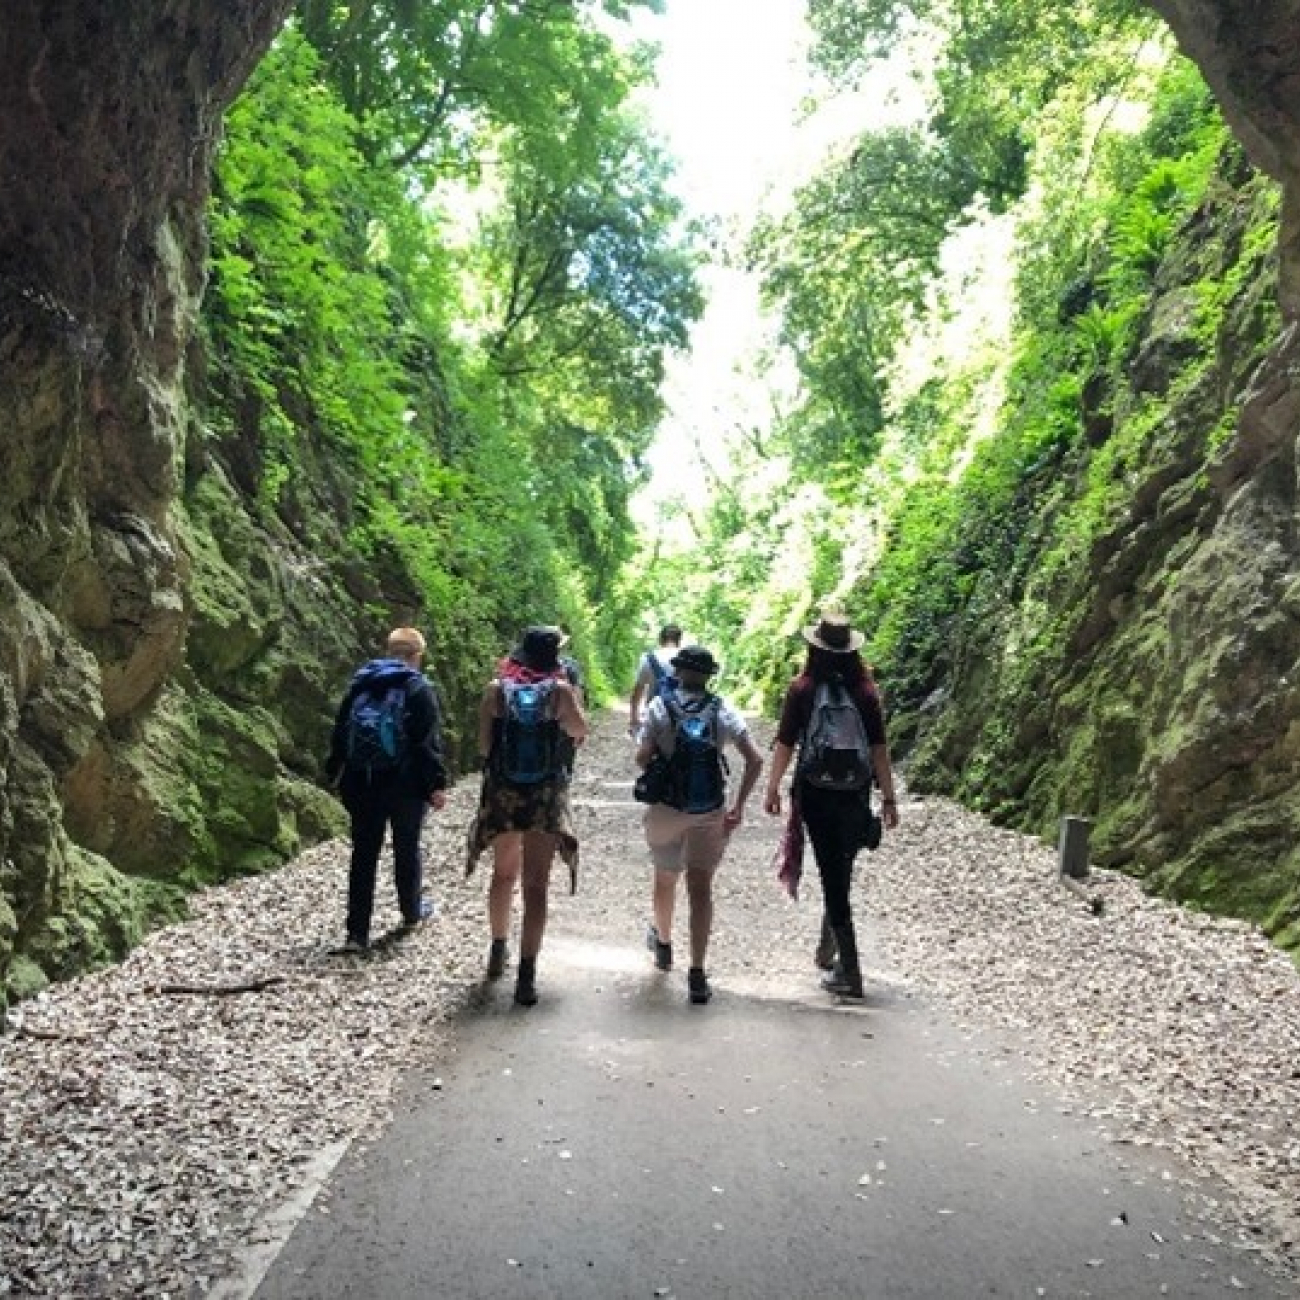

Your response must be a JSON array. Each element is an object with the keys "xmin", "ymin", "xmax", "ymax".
[{"xmin": 763, "ymin": 609, "xmax": 900, "ymax": 1000}]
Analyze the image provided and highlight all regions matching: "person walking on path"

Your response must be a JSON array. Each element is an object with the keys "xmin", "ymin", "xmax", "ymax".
[
  {"xmin": 326, "ymin": 627, "xmax": 450, "ymax": 952},
  {"xmin": 635, "ymin": 644, "xmax": 763, "ymax": 1004},
  {"xmin": 763, "ymin": 610, "xmax": 900, "ymax": 1000},
  {"xmin": 627, "ymin": 623, "xmax": 683, "ymax": 738},
  {"xmin": 467, "ymin": 626, "xmax": 589, "ymax": 1006}
]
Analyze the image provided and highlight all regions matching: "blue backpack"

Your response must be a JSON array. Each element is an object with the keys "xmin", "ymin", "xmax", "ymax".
[
  {"xmin": 345, "ymin": 682, "xmax": 410, "ymax": 774},
  {"xmin": 499, "ymin": 678, "xmax": 561, "ymax": 784},
  {"xmin": 664, "ymin": 695, "xmax": 727, "ymax": 814},
  {"xmin": 646, "ymin": 652, "xmax": 678, "ymax": 703}
]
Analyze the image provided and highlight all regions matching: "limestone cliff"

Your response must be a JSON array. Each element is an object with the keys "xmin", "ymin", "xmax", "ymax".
[{"xmin": 0, "ymin": 2, "xmax": 301, "ymax": 1002}]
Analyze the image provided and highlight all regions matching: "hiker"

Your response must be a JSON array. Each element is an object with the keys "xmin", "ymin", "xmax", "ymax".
[
  {"xmin": 326, "ymin": 627, "xmax": 449, "ymax": 952},
  {"xmin": 467, "ymin": 625, "xmax": 589, "ymax": 1006},
  {"xmin": 628, "ymin": 622, "xmax": 683, "ymax": 738},
  {"xmin": 763, "ymin": 610, "xmax": 900, "ymax": 1000},
  {"xmin": 635, "ymin": 644, "xmax": 763, "ymax": 1004}
]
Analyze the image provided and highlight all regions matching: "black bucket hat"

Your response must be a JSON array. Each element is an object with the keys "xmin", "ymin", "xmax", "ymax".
[
  {"xmin": 515, "ymin": 625, "xmax": 566, "ymax": 671},
  {"xmin": 670, "ymin": 644, "xmax": 720, "ymax": 677}
]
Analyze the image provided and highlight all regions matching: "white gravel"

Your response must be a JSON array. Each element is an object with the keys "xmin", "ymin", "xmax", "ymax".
[{"xmin": 2, "ymin": 711, "xmax": 1297, "ymax": 1295}]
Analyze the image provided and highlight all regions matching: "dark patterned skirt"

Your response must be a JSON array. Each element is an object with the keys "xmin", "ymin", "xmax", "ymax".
[{"xmin": 466, "ymin": 770, "xmax": 580, "ymax": 892}]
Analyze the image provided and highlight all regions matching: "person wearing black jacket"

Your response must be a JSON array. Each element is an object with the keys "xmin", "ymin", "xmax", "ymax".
[{"xmin": 326, "ymin": 627, "xmax": 449, "ymax": 951}]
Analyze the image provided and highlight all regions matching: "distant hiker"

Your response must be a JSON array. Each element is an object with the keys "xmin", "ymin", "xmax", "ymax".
[
  {"xmin": 763, "ymin": 610, "xmax": 899, "ymax": 1000},
  {"xmin": 555, "ymin": 628, "xmax": 586, "ymax": 779},
  {"xmin": 467, "ymin": 625, "xmax": 589, "ymax": 1006},
  {"xmin": 634, "ymin": 644, "xmax": 763, "ymax": 1004},
  {"xmin": 628, "ymin": 622, "xmax": 683, "ymax": 738},
  {"xmin": 326, "ymin": 627, "xmax": 449, "ymax": 952}
]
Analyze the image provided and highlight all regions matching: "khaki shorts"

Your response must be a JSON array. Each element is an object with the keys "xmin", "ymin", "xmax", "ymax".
[{"xmin": 643, "ymin": 803, "xmax": 729, "ymax": 872}]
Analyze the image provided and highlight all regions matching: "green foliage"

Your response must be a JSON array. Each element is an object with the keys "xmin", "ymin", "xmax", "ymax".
[
  {"xmin": 204, "ymin": 12, "xmax": 701, "ymax": 732},
  {"xmin": 638, "ymin": 13, "xmax": 1280, "ymax": 786}
]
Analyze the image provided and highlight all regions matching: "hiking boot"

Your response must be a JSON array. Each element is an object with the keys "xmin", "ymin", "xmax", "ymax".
[
  {"xmin": 401, "ymin": 898, "xmax": 436, "ymax": 929},
  {"xmin": 830, "ymin": 922, "xmax": 864, "ymax": 999},
  {"xmin": 820, "ymin": 967, "xmax": 864, "ymax": 998},
  {"xmin": 646, "ymin": 923, "xmax": 673, "ymax": 972},
  {"xmin": 814, "ymin": 915, "xmax": 837, "ymax": 971},
  {"xmin": 514, "ymin": 957, "xmax": 538, "ymax": 1007},
  {"xmin": 486, "ymin": 938, "xmax": 509, "ymax": 979},
  {"xmin": 687, "ymin": 967, "xmax": 712, "ymax": 1005}
]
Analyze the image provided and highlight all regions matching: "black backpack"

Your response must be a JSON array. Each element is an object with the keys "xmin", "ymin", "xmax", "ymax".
[
  {"xmin": 498, "ymin": 678, "xmax": 561, "ymax": 785},
  {"xmin": 799, "ymin": 676, "xmax": 873, "ymax": 791},
  {"xmin": 664, "ymin": 695, "xmax": 727, "ymax": 814}
]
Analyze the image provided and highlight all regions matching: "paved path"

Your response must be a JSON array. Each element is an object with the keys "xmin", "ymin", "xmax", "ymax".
[
  {"xmin": 254, "ymin": 934, "xmax": 1289, "ymax": 1299},
  {"xmin": 250, "ymin": 714, "xmax": 1294, "ymax": 1299}
]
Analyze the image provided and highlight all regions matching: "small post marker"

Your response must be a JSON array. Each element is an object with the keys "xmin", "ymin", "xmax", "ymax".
[
  {"xmin": 1058, "ymin": 816, "xmax": 1091, "ymax": 880},
  {"xmin": 1057, "ymin": 815, "xmax": 1104, "ymax": 915}
]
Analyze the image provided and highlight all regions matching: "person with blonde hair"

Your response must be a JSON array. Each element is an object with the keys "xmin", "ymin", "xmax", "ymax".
[{"xmin": 326, "ymin": 626, "xmax": 449, "ymax": 951}]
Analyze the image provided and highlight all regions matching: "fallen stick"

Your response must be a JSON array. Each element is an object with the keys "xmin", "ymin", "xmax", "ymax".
[
  {"xmin": 154, "ymin": 974, "xmax": 287, "ymax": 996},
  {"xmin": 14, "ymin": 1023, "xmax": 92, "ymax": 1042}
]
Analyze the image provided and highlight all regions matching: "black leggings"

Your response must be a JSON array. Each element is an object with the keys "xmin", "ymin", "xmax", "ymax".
[{"xmin": 798, "ymin": 782, "xmax": 867, "ymax": 929}]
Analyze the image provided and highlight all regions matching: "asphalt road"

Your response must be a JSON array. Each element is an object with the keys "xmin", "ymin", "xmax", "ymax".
[{"xmin": 253, "ymin": 925, "xmax": 1293, "ymax": 1300}]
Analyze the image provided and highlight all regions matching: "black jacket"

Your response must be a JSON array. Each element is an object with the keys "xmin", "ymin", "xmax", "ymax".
[{"xmin": 326, "ymin": 658, "xmax": 449, "ymax": 802}]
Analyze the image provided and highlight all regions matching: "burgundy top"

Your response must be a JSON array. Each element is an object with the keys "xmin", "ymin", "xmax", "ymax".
[{"xmin": 775, "ymin": 675, "xmax": 886, "ymax": 749}]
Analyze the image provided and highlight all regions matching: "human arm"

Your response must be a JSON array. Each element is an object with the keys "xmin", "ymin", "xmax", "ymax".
[
  {"xmin": 324, "ymin": 688, "xmax": 354, "ymax": 788},
  {"xmin": 627, "ymin": 656, "xmax": 651, "ymax": 736},
  {"xmin": 553, "ymin": 679, "xmax": 588, "ymax": 744},
  {"xmin": 477, "ymin": 682, "xmax": 500, "ymax": 766},
  {"xmin": 634, "ymin": 697, "xmax": 663, "ymax": 769},
  {"xmin": 406, "ymin": 678, "xmax": 450, "ymax": 800},
  {"xmin": 872, "ymin": 744, "xmax": 900, "ymax": 829},
  {"xmin": 724, "ymin": 731, "xmax": 764, "ymax": 833},
  {"xmin": 763, "ymin": 741, "xmax": 796, "ymax": 817}
]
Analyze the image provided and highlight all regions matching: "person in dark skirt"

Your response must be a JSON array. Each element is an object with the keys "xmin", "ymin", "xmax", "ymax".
[
  {"xmin": 467, "ymin": 626, "xmax": 588, "ymax": 1006},
  {"xmin": 764, "ymin": 610, "xmax": 900, "ymax": 999}
]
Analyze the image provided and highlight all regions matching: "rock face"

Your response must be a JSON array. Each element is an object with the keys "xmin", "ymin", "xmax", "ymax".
[
  {"xmin": 0, "ymin": 2, "xmax": 297, "ymax": 1001},
  {"xmin": 902, "ymin": 4, "xmax": 1300, "ymax": 950}
]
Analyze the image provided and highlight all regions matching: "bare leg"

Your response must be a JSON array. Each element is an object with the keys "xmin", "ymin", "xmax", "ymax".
[
  {"xmin": 518, "ymin": 830, "xmax": 556, "ymax": 961},
  {"xmin": 652, "ymin": 868, "xmax": 678, "ymax": 944},
  {"xmin": 489, "ymin": 833, "xmax": 522, "ymax": 941},
  {"xmin": 685, "ymin": 865, "xmax": 716, "ymax": 970}
]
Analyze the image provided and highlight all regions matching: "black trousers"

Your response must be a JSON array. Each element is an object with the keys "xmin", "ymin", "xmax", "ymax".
[
  {"xmin": 798, "ymin": 782, "xmax": 867, "ymax": 930},
  {"xmin": 344, "ymin": 786, "xmax": 427, "ymax": 943}
]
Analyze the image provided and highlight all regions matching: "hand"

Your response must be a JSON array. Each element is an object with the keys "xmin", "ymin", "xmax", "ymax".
[
  {"xmin": 881, "ymin": 800, "xmax": 899, "ymax": 829},
  {"xmin": 429, "ymin": 790, "xmax": 448, "ymax": 812},
  {"xmin": 723, "ymin": 805, "xmax": 744, "ymax": 834},
  {"xmin": 763, "ymin": 789, "xmax": 782, "ymax": 817}
]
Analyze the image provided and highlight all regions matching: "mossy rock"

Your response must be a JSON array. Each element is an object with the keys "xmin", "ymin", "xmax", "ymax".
[
  {"xmin": 5, "ymin": 955, "xmax": 48, "ymax": 1003},
  {"xmin": 24, "ymin": 845, "xmax": 153, "ymax": 984}
]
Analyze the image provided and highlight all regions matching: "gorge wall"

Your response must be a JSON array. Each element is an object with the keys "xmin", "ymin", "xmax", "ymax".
[
  {"xmin": 0, "ymin": 1, "xmax": 323, "ymax": 1003},
  {"xmin": 901, "ymin": 1, "xmax": 1300, "ymax": 949}
]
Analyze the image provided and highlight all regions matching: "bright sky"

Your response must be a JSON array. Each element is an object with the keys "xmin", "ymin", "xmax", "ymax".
[{"xmin": 621, "ymin": 0, "xmax": 924, "ymax": 523}]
